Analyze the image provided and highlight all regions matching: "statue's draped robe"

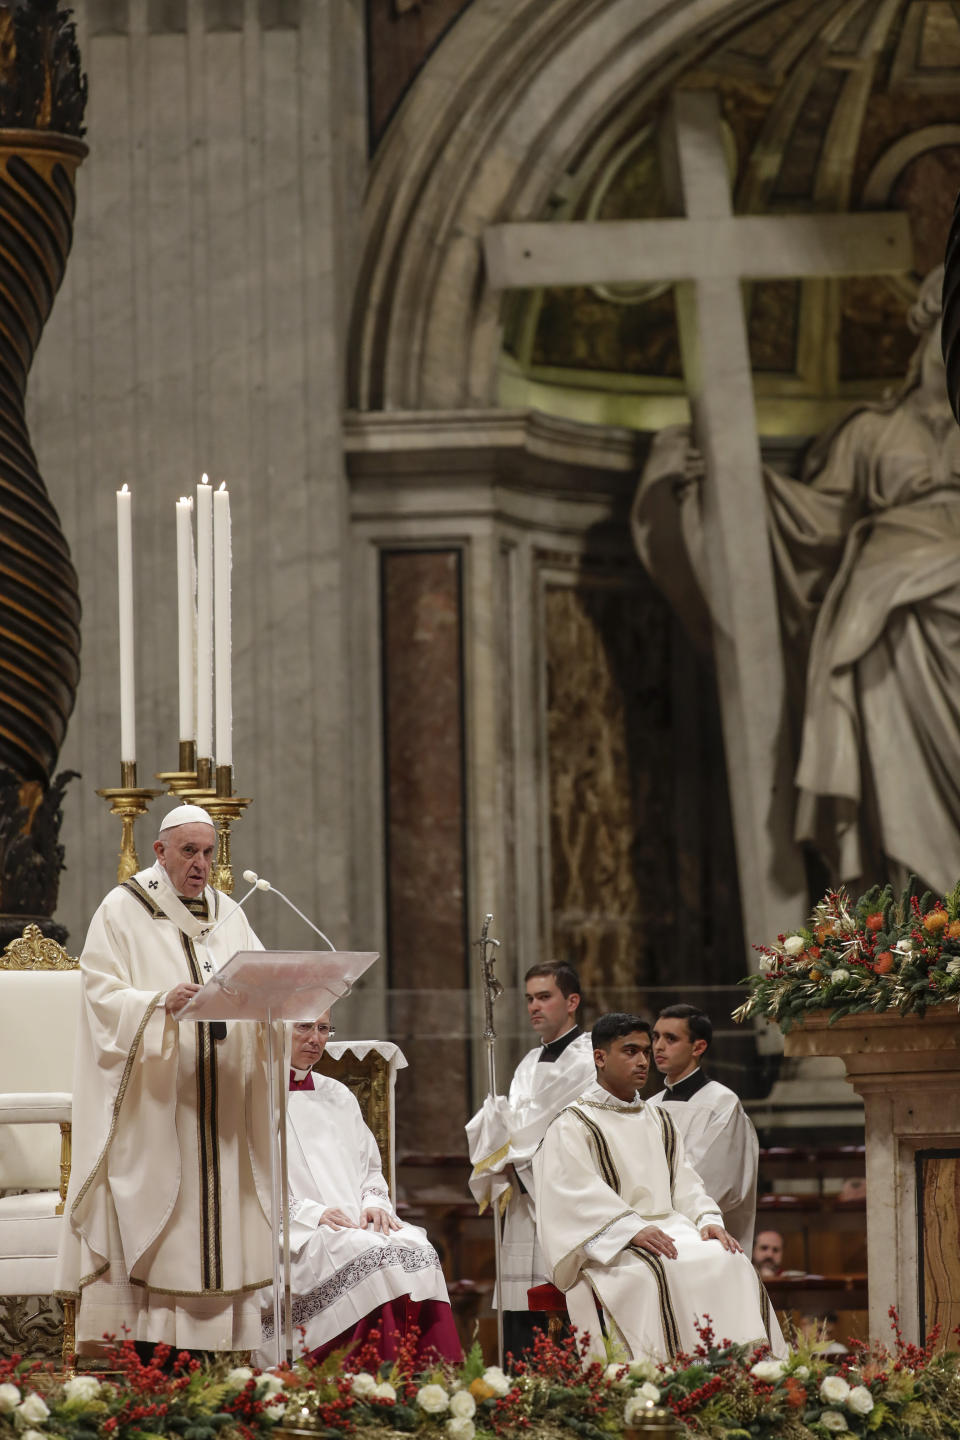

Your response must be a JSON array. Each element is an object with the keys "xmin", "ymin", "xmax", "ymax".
[
  {"xmin": 533, "ymin": 1082, "xmax": 785, "ymax": 1363},
  {"xmin": 634, "ymin": 406, "xmax": 960, "ymax": 892},
  {"xmin": 466, "ymin": 1031, "xmax": 595, "ymax": 1310},
  {"xmin": 262, "ymin": 1075, "xmax": 453, "ymax": 1359},
  {"xmin": 56, "ymin": 862, "xmax": 274, "ymax": 1350},
  {"xmin": 649, "ymin": 1071, "xmax": 758, "ymax": 1251}
]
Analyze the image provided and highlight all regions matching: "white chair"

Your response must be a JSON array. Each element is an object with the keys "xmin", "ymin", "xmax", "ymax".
[{"xmin": 0, "ymin": 924, "xmax": 79, "ymax": 1366}]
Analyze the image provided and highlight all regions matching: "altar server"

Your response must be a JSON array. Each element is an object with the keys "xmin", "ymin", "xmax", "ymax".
[
  {"xmin": 466, "ymin": 962, "xmax": 595, "ymax": 1356},
  {"xmin": 533, "ymin": 1013, "xmax": 785, "ymax": 1364},
  {"xmin": 56, "ymin": 805, "xmax": 274, "ymax": 1354},
  {"xmin": 649, "ymin": 1004, "xmax": 759, "ymax": 1250},
  {"xmin": 264, "ymin": 1014, "xmax": 461, "ymax": 1364}
]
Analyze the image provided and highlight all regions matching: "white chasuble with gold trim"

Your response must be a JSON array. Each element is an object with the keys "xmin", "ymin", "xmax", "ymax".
[
  {"xmin": 56, "ymin": 862, "xmax": 275, "ymax": 1351},
  {"xmin": 533, "ymin": 1082, "xmax": 786, "ymax": 1364}
]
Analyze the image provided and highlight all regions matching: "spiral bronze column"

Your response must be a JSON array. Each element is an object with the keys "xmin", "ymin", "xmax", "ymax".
[{"xmin": 0, "ymin": 129, "xmax": 84, "ymax": 786}]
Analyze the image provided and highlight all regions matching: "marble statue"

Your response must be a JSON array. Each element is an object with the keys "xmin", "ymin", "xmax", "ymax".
[{"xmin": 633, "ymin": 267, "xmax": 960, "ymax": 895}]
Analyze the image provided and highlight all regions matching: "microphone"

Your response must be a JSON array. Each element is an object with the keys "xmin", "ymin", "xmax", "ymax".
[
  {"xmin": 203, "ymin": 868, "xmax": 337, "ymax": 951},
  {"xmin": 242, "ymin": 869, "xmax": 272, "ymax": 891}
]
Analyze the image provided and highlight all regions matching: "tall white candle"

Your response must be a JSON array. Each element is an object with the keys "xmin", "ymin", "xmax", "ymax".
[
  {"xmin": 213, "ymin": 482, "xmax": 232, "ymax": 768},
  {"xmin": 175, "ymin": 497, "xmax": 195, "ymax": 745},
  {"xmin": 196, "ymin": 475, "xmax": 214, "ymax": 760},
  {"xmin": 116, "ymin": 484, "xmax": 136, "ymax": 763}
]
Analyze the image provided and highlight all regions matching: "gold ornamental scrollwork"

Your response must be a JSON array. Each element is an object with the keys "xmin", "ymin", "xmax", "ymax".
[{"xmin": 0, "ymin": 922, "xmax": 77, "ymax": 971}]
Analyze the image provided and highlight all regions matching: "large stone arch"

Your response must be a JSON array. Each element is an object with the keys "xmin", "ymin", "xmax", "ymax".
[{"xmin": 348, "ymin": 0, "xmax": 781, "ymax": 413}]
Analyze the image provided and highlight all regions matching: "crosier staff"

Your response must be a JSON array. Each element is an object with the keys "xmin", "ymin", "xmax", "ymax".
[{"xmin": 474, "ymin": 912, "xmax": 505, "ymax": 1369}]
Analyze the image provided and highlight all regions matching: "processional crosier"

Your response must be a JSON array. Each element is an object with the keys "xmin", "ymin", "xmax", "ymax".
[{"xmin": 474, "ymin": 913, "xmax": 505, "ymax": 1370}]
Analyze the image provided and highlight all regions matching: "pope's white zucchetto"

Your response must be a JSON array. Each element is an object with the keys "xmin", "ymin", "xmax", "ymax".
[{"xmin": 158, "ymin": 804, "xmax": 216, "ymax": 833}]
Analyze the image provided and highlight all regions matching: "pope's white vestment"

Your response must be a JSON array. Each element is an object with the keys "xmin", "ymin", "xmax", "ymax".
[
  {"xmin": 55, "ymin": 862, "xmax": 274, "ymax": 1351},
  {"xmin": 648, "ymin": 1072, "xmax": 759, "ymax": 1250},
  {"xmin": 466, "ymin": 1030, "xmax": 595, "ymax": 1309},
  {"xmin": 263, "ymin": 1075, "xmax": 451, "ymax": 1357},
  {"xmin": 533, "ymin": 1082, "xmax": 786, "ymax": 1363}
]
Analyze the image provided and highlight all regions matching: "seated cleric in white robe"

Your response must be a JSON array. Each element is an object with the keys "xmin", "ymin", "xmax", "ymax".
[
  {"xmin": 260, "ymin": 1015, "xmax": 461, "ymax": 1365},
  {"xmin": 533, "ymin": 1013, "xmax": 786, "ymax": 1365}
]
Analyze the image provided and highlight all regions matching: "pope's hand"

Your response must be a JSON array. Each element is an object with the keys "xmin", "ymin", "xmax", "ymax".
[
  {"xmin": 631, "ymin": 1225, "xmax": 678, "ymax": 1258},
  {"xmin": 361, "ymin": 1207, "xmax": 401, "ymax": 1234},
  {"xmin": 700, "ymin": 1223, "xmax": 741, "ymax": 1252},
  {"xmin": 318, "ymin": 1208, "xmax": 358, "ymax": 1230},
  {"xmin": 165, "ymin": 982, "xmax": 201, "ymax": 1015}
]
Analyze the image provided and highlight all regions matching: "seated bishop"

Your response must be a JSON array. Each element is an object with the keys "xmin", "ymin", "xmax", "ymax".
[
  {"xmin": 260, "ymin": 1013, "xmax": 462, "ymax": 1366},
  {"xmin": 533, "ymin": 1013, "xmax": 786, "ymax": 1365}
]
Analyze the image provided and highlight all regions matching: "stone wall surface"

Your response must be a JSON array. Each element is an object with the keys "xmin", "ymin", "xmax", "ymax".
[{"xmin": 27, "ymin": 0, "xmax": 367, "ymax": 952}]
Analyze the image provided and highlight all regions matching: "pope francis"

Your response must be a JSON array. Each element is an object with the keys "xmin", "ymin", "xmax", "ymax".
[{"xmin": 55, "ymin": 804, "xmax": 274, "ymax": 1354}]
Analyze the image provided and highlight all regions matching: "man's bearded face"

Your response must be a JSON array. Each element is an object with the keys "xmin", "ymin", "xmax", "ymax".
[{"xmin": 154, "ymin": 822, "xmax": 216, "ymax": 897}]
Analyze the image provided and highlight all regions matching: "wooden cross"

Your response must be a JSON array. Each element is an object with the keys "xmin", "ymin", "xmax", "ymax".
[{"xmin": 483, "ymin": 91, "xmax": 912, "ymax": 957}]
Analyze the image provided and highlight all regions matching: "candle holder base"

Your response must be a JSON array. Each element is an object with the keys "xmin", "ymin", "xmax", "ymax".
[
  {"xmin": 155, "ymin": 770, "xmax": 200, "ymax": 796},
  {"xmin": 96, "ymin": 785, "xmax": 164, "ymax": 884}
]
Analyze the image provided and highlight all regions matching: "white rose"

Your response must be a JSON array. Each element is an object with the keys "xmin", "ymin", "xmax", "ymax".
[
  {"xmin": 482, "ymin": 1367, "xmax": 510, "ymax": 1397},
  {"xmin": 63, "ymin": 1376, "xmax": 102, "ymax": 1403},
  {"xmin": 264, "ymin": 1401, "xmax": 287, "ymax": 1422},
  {"xmin": 894, "ymin": 939, "xmax": 913, "ymax": 955},
  {"xmin": 225, "ymin": 1367, "xmax": 254, "ymax": 1391},
  {"xmin": 416, "ymin": 1384, "xmax": 450, "ymax": 1414},
  {"xmin": 820, "ymin": 1410, "xmax": 848, "ymax": 1432},
  {"xmin": 638, "ymin": 1383, "xmax": 661, "ymax": 1403},
  {"xmin": 820, "ymin": 1376, "xmax": 850, "ymax": 1404},
  {"xmin": 22, "ymin": 1431, "xmax": 48, "ymax": 1440},
  {"xmin": 624, "ymin": 1395, "xmax": 656, "ymax": 1426},
  {"xmin": 450, "ymin": 1391, "xmax": 476, "ymax": 1419},
  {"xmin": 16, "ymin": 1395, "xmax": 50, "ymax": 1425},
  {"xmin": 793, "ymin": 1366, "xmax": 810, "ymax": 1379},
  {"xmin": 627, "ymin": 1359, "xmax": 657, "ymax": 1382},
  {"xmin": 446, "ymin": 1420, "xmax": 475, "ymax": 1440},
  {"xmin": 758, "ymin": 954, "xmax": 777, "ymax": 974},
  {"xmin": 604, "ymin": 1362, "xmax": 629, "ymax": 1388},
  {"xmin": 831, "ymin": 970, "xmax": 849, "ymax": 985},
  {"xmin": 0, "ymin": 1386, "xmax": 20, "ymax": 1414},
  {"xmin": 947, "ymin": 958, "xmax": 960, "ymax": 977},
  {"xmin": 257, "ymin": 1375, "xmax": 285, "ymax": 1399},
  {"xmin": 847, "ymin": 1386, "xmax": 874, "ymax": 1415},
  {"xmin": 350, "ymin": 1373, "xmax": 377, "ymax": 1398},
  {"xmin": 784, "ymin": 935, "xmax": 805, "ymax": 957},
  {"xmin": 750, "ymin": 1360, "xmax": 786, "ymax": 1381},
  {"xmin": 372, "ymin": 1382, "xmax": 396, "ymax": 1402}
]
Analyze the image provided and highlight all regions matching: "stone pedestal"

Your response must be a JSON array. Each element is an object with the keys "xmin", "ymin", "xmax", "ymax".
[{"xmin": 784, "ymin": 1007, "xmax": 960, "ymax": 1343}]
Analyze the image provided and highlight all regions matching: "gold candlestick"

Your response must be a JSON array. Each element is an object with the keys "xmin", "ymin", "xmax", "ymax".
[
  {"xmin": 96, "ymin": 763, "xmax": 163, "ymax": 883},
  {"xmin": 179, "ymin": 765, "xmax": 251, "ymax": 894},
  {"xmin": 156, "ymin": 739, "xmax": 200, "ymax": 796}
]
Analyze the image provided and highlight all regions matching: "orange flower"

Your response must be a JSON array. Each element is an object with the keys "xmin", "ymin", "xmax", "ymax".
[
  {"xmin": 815, "ymin": 924, "xmax": 837, "ymax": 943},
  {"xmin": 874, "ymin": 951, "xmax": 894, "ymax": 974},
  {"xmin": 784, "ymin": 1378, "xmax": 807, "ymax": 1409},
  {"xmin": 469, "ymin": 1380, "xmax": 496, "ymax": 1401},
  {"xmin": 809, "ymin": 946, "xmax": 821, "ymax": 959},
  {"xmin": 923, "ymin": 909, "xmax": 949, "ymax": 933},
  {"xmin": 948, "ymin": 921, "xmax": 960, "ymax": 940},
  {"xmin": 866, "ymin": 912, "xmax": 885, "ymax": 932},
  {"xmin": 809, "ymin": 968, "xmax": 822, "ymax": 981}
]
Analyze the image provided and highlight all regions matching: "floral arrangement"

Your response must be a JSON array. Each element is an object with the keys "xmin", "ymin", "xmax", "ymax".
[
  {"xmin": 733, "ymin": 879, "xmax": 960, "ymax": 1031},
  {"xmin": 3, "ymin": 1315, "xmax": 960, "ymax": 1440}
]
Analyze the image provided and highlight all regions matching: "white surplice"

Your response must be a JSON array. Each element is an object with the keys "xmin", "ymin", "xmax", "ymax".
[
  {"xmin": 648, "ymin": 1075, "xmax": 759, "ymax": 1250},
  {"xmin": 533, "ymin": 1081, "xmax": 785, "ymax": 1363},
  {"xmin": 466, "ymin": 1031, "xmax": 595, "ymax": 1309},
  {"xmin": 263, "ymin": 1075, "xmax": 450, "ymax": 1358},
  {"xmin": 55, "ymin": 862, "xmax": 274, "ymax": 1351}
]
